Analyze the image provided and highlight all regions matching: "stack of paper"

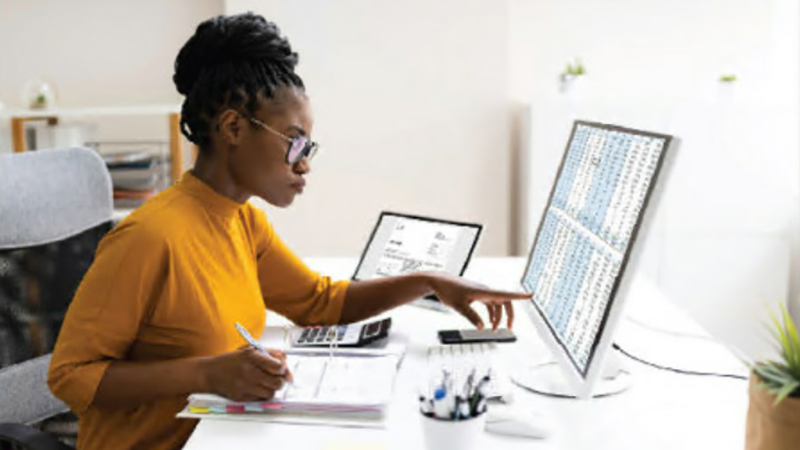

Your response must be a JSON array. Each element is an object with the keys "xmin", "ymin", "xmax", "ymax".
[{"xmin": 178, "ymin": 351, "xmax": 403, "ymax": 425}]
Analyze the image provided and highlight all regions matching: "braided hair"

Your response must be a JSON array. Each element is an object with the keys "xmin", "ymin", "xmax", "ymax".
[{"xmin": 173, "ymin": 13, "xmax": 305, "ymax": 150}]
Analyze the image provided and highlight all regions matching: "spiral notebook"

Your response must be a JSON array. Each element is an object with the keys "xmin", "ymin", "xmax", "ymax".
[{"xmin": 177, "ymin": 350, "xmax": 403, "ymax": 427}]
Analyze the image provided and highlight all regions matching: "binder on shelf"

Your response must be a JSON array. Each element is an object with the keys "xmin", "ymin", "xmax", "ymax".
[{"xmin": 88, "ymin": 141, "xmax": 171, "ymax": 209}]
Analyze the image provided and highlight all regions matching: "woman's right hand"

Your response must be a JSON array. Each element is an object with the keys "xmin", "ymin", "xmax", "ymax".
[{"xmin": 201, "ymin": 347, "xmax": 293, "ymax": 402}]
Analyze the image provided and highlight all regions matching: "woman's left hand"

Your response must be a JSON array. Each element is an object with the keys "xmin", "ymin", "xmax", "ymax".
[{"xmin": 427, "ymin": 273, "xmax": 532, "ymax": 331}]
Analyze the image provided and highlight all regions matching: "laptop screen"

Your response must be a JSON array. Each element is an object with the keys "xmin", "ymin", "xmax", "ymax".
[{"xmin": 352, "ymin": 212, "xmax": 482, "ymax": 283}]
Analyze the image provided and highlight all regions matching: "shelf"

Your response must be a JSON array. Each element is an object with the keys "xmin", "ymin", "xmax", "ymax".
[
  {"xmin": 0, "ymin": 104, "xmax": 180, "ymax": 118},
  {"xmin": 4, "ymin": 104, "xmax": 188, "ymax": 183}
]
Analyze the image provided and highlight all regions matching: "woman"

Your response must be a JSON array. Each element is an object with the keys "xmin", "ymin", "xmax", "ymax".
[{"xmin": 48, "ymin": 13, "xmax": 529, "ymax": 450}]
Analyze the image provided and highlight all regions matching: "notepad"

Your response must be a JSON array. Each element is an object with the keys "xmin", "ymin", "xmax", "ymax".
[{"xmin": 178, "ymin": 351, "xmax": 403, "ymax": 425}]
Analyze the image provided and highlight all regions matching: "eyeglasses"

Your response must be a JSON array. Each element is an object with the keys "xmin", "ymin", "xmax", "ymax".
[{"xmin": 246, "ymin": 116, "xmax": 319, "ymax": 165}]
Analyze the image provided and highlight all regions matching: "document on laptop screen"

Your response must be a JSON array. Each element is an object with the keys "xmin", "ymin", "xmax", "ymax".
[{"xmin": 353, "ymin": 214, "xmax": 481, "ymax": 281}]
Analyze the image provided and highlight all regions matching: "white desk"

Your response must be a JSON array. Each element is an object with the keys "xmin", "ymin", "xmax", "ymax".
[{"xmin": 184, "ymin": 257, "xmax": 749, "ymax": 449}]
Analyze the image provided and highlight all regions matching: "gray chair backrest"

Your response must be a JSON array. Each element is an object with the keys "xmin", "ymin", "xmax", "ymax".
[
  {"xmin": 0, "ymin": 355, "xmax": 63, "ymax": 425},
  {"xmin": 0, "ymin": 147, "xmax": 113, "ymax": 249},
  {"xmin": 0, "ymin": 147, "xmax": 113, "ymax": 425}
]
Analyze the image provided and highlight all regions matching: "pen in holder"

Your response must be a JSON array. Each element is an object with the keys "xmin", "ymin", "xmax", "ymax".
[{"xmin": 419, "ymin": 371, "xmax": 489, "ymax": 450}]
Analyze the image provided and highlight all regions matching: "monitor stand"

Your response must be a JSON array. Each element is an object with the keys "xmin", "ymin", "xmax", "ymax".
[{"xmin": 510, "ymin": 350, "xmax": 632, "ymax": 398}]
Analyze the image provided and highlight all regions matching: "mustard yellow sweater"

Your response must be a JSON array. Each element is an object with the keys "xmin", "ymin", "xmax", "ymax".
[{"xmin": 48, "ymin": 172, "xmax": 349, "ymax": 450}]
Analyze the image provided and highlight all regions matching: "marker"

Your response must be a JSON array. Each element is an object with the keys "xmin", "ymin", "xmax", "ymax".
[{"xmin": 432, "ymin": 386, "xmax": 450, "ymax": 419}]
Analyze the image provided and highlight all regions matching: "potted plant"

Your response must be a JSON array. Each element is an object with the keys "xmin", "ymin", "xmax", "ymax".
[
  {"xmin": 746, "ymin": 303, "xmax": 800, "ymax": 450},
  {"xmin": 559, "ymin": 59, "xmax": 586, "ymax": 94}
]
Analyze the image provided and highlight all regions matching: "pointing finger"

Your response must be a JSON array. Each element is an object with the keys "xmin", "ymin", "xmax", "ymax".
[{"xmin": 474, "ymin": 289, "xmax": 532, "ymax": 303}]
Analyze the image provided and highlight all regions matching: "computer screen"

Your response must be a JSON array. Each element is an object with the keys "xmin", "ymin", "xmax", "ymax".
[
  {"xmin": 521, "ymin": 121, "xmax": 672, "ymax": 377},
  {"xmin": 352, "ymin": 212, "xmax": 482, "ymax": 281}
]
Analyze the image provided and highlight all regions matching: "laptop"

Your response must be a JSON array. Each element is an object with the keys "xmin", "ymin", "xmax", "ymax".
[{"xmin": 351, "ymin": 211, "xmax": 483, "ymax": 311}]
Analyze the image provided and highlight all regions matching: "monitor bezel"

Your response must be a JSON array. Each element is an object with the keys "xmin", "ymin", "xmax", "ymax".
[{"xmin": 519, "ymin": 120, "xmax": 675, "ymax": 398}]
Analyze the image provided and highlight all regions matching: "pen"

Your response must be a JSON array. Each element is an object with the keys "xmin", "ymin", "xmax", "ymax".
[
  {"xmin": 235, "ymin": 322, "xmax": 268, "ymax": 353},
  {"xmin": 235, "ymin": 322, "xmax": 293, "ymax": 384},
  {"xmin": 470, "ymin": 375, "xmax": 490, "ymax": 416},
  {"xmin": 463, "ymin": 368, "xmax": 475, "ymax": 402}
]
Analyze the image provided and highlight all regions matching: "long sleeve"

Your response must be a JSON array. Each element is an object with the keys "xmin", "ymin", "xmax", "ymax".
[
  {"xmin": 251, "ymin": 208, "xmax": 350, "ymax": 326},
  {"xmin": 47, "ymin": 222, "xmax": 169, "ymax": 414}
]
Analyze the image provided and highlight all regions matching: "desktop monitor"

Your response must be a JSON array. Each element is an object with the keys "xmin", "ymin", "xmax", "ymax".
[{"xmin": 517, "ymin": 120, "xmax": 675, "ymax": 399}]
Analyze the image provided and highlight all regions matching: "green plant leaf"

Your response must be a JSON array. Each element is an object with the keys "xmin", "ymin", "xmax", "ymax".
[
  {"xmin": 772, "ymin": 305, "xmax": 800, "ymax": 377},
  {"xmin": 754, "ymin": 364, "xmax": 792, "ymax": 385},
  {"xmin": 780, "ymin": 304, "xmax": 799, "ymax": 358},
  {"xmin": 774, "ymin": 379, "xmax": 800, "ymax": 405},
  {"xmin": 769, "ymin": 309, "xmax": 791, "ymax": 357},
  {"xmin": 757, "ymin": 302, "xmax": 800, "ymax": 404}
]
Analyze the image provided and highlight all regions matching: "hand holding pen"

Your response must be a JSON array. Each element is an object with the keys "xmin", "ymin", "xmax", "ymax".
[{"xmin": 198, "ymin": 323, "xmax": 294, "ymax": 402}]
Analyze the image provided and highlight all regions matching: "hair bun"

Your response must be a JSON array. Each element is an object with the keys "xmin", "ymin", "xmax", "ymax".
[{"xmin": 173, "ymin": 12, "xmax": 299, "ymax": 96}]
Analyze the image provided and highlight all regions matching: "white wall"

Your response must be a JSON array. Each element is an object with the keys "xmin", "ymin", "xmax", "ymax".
[
  {"xmin": 508, "ymin": 0, "xmax": 782, "ymax": 105},
  {"xmin": 0, "ymin": 0, "xmax": 223, "ymax": 145},
  {"xmin": 225, "ymin": 0, "xmax": 511, "ymax": 257},
  {"xmin": 2, "ymin": 0, "xmax": 797, "ymax": 339},
  {"xmin": 1, "ymin": 0, "xmax": 513, "ymax": 257},
  {"xmin": 509, "ymin": 0, "xmax": 800, "ymax": 359},
  {"xmin": 774, "ymin": 0, "xmax": 800, "ymax": 333}
]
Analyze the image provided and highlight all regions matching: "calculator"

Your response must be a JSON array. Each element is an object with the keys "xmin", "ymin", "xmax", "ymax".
[{"xmin": 292, "ymin": 318, "xmax": 392, "ymax": 347}]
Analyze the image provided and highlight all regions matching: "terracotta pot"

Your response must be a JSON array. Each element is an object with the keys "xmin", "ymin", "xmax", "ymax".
[{"xmin": 745, "ymin": 374, "xmax": 800, "ymax": 450}]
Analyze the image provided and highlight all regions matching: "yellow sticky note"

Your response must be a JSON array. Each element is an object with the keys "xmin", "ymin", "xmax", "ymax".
[{"xmin": 188, "ymin": 406, "xmax": 210, "ymax": 414}]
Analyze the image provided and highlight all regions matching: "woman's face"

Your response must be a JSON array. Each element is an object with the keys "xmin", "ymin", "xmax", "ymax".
[{"xmin": 224, "ymin": 87, "xmax": 314, "ymax": 208}]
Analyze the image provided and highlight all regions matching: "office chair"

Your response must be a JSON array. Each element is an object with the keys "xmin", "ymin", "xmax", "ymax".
[{"xmin": 0, "ymin": 147, "xmax": 113, "ymax": 450}]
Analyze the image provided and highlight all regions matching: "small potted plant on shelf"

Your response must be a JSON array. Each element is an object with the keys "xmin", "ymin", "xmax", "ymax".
[
  {"xmin": 559, "ymin": 59, "xmax": 586, "ymax": 93},
  {"xmin": 746, "ymin": 302, "xmax": 800, "ymax": 450},
  {"xmin": 21, "ymin": 79, "xmax": 56, "ymax": 110}
]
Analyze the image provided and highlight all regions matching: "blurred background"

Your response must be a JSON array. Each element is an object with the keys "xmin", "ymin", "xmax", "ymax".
[{"xmin": 1, "ymin": 0, "xmax": 798, "ymax": 362}]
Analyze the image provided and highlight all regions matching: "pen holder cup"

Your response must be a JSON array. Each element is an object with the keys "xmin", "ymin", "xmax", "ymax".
[{"xmin": 421, "ymin": 412, "xmax": 486, "ymax": 450}]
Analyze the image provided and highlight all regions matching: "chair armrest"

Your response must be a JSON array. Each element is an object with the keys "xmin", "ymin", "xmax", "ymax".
[{"xmin": 0, "ymin": 423, "xmax": 72, "ymax": 450}]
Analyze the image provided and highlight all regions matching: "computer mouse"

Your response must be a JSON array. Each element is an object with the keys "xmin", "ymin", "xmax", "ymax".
[{"xmin": 484, "ymin": 407, "xmax": 553, "ymax": 439}]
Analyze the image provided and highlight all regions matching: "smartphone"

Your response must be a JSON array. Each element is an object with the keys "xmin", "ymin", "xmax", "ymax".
[{"xmin": 437, "ymin": 328, "xmax": 517, "ymax": 345}]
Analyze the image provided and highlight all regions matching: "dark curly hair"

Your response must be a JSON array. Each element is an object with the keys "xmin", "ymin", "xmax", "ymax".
[{"xmin": 173, "ymin": 12, "xmax": 305, "ymax": 150}]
